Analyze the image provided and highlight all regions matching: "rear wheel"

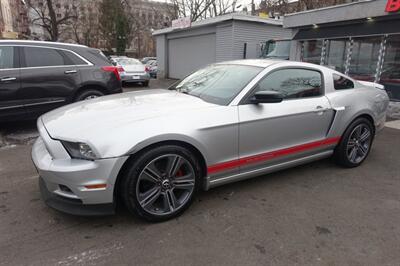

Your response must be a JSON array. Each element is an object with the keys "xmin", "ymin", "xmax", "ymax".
[
  {"xmin": 121, "ymin": 145, "xmax": 201, "ymax": 222},
  {"xmin": 334, "ymin": 117, "xmax": 374, "ymax": 168},
  {"xmin": 74, "ymin": 89, "xmax": 104, "ymax": 102}
]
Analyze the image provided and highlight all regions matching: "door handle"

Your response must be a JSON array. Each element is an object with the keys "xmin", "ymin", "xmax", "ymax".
[
  {"xmin": 315, "ymin": 106, "xmax": 329, "ymax": 114},
  {"xmin": 64, "ymin": 70, "xmax": 77, "ymax": 74},
  {"xmin": 1, "ymin": 77, "xmax": 16, "ymax": 82}
]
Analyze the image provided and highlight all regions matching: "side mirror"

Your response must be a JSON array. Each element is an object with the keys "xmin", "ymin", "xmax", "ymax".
[{"xmin": 250, "ymin": 91, "xmax": 283, "ymax": 104}]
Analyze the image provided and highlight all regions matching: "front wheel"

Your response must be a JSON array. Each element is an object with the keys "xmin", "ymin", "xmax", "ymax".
[
  {"xmin": 334, "ymin": 117, "xmax": 374, "ymax": 168},
  {"xmin": 121, "ymin": 145, "xmax": 202, "ymax": 222}
]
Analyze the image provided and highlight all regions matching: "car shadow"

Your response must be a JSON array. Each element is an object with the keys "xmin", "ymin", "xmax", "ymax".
[{"xmin": 42, "ymin": 157, "xmax": 340, "ymax": 228}]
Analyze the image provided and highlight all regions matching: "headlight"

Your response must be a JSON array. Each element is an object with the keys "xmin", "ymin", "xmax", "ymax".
[{"xmin": 61, "ymin": 141, "xmax": 97, "ymax": 160}]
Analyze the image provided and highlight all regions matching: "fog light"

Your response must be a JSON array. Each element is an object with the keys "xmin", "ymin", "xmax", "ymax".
[{"xmin": 59, "ymin": 184, "xmax": 73, "ymax": 193}]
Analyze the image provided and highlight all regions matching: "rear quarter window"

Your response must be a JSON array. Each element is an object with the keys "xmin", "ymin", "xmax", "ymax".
[
  {"xmin": 333, "ymin": 74, "xmax": 354, "ymax": 90},
  {"xmin": 62, "ymin": 50, "xmax": 89, "ymax": 65}
]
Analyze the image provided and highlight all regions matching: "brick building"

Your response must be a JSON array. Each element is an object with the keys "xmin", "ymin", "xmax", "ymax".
[
  {"xmin": 27, "ymin": 0, "xmax": 174, "ymax": 57},
  {"xmin": 0, "ymin": 0, "xmax": 29, "ymax": 39}
]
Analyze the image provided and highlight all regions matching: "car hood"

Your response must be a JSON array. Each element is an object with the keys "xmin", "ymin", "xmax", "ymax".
[{"xmin": 41, "ymin": 89, "xmax": 216, "ymax": 144}]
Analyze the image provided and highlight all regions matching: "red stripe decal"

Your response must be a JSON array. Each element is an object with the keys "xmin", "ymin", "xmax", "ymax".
[{"xmin": 207, "ymin": 137, "xmax": 341, "ymax": 174}]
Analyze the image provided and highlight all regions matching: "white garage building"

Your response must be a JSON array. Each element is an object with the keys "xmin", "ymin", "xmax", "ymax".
[{"xmin": 153, "ymin": 14, "xmax": 292, "ymax": 79}]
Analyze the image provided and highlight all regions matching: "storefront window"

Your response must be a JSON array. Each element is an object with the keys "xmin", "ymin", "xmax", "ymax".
[
  {"xmin": 380, "ymin": 35, "xmax": 400, "ymax": 101},
  {"xmin": 323, "ymin": 39, "xmax": 349, "ymax": 73},
  {"xmin": 262, "ymin": 40, "xmax": 291, "ymax": 60},
  {"xmin": 348, "ymin": 36, "xmax": 382, "ymax": 82},
  {"xmin": 302, "ymin": 40, "xmax": 323, "ymax": 65}
]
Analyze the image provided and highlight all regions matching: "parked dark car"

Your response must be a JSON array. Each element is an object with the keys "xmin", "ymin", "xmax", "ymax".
[
  {"xmin": 0, "ymin": 40, "xmax": 122, "ymax": 122},
  {"xmin": 146, "ymin": 59, "xmax": 158, "ymax": 78}
]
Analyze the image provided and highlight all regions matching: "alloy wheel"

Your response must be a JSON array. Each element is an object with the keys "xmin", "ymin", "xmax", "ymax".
[
  {"xmin": 346, "ymin": 124, "xmax": 372, "ymax": 164},
  {"xmin": 84, "ymin": 95, "xmax": 99, "ymax": 100},
  {"xmin": 136, "ymin": 154, "xmax": 195, "ymax": 216}
]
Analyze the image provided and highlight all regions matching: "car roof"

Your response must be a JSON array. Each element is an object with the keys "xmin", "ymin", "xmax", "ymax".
[
  {"xmin": 0, "ymin": 40, "xmax": 88, "ymax": 49},
  {"xmin": 215, "ymin": 59, "xmax": 283, "ymax": 68},
  {"xmin": 216, "ymin": 59, "xmax": 337, "ymax": 72}
]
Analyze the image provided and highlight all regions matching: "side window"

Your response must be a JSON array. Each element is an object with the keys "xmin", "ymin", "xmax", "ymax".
[
  {"xmin": 63, "ymin": 50, "xmax": 88, "ymax": 65},
  {"xmin": 255, "ymin": 68, "xmax": 323, "ymax": 99},
  {"xmin": 0, "ymin": 46, "xmax": 14, "ymax": 69},
  {"xmin": 333, "ymin": 74, "xmax": 354, "ymax": 90},
  {"xmin": 24, "ymin": 47, "xmax": 66, "ymax": 67}
]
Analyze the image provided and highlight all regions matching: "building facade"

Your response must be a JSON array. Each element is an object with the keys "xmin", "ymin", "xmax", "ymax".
[
  {"xmin": 0, "ymin": 0, "xmax": 29, "ymax": 39},
  {"xmin": 284, "ymin": 0, "xmax": 400, "ymax": 103},
  {"xmin": 154, "ymin": 14, "xmax": 292, "ymax": 79},
  {"xmin": 125, "ymin": 0, "xmax": 175, "ymax": 57},
  {"xmin": 10, "ymin": 0, "xmax": 30, "ymax": 38},
  {"xmin": 27, "ymin": 0, "xmax": 173, "ymax": 57},
  {"xmin": 0, "ymin": 0, "xmax": 15, "ymax": 38}
]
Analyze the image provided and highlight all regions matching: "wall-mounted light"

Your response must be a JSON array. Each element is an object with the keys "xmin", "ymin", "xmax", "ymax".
[
  {"xmin": 313, "ymin": 24, "xmax": 319, "ymax": 29},
  {"xmin": 367, "ymin": 17, "xmax": 374, "ymax": 22}
]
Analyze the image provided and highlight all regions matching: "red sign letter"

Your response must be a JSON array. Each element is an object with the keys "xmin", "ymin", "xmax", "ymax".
[{"xmin": 386, "ymin": 0, "xmax": 400, "ymax": 12}]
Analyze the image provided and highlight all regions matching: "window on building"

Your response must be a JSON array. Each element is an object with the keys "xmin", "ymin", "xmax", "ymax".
[
  {"xmin": 380, "ymin": 34, "xmax": 400, "ymax": 101},
  {"xmin": 255, "ymin": 68, "xmax": 323, "ymax": 99},
  {"xmin": 23, "ymin": 47, "xmax": 67, "ymax": 67},
  {"xmin": 348, "ymin": 36, "xmax": 382, "ymax": 82},
  {"xmin": 0, "ymin": 46, "xmax": 14, "ymax": 69},
  {"xmin": 263, "ymin": 40, "xmax": 291, "ymax": 60},
  {"xmin": 302, "ymin": 40, "xmax": 323, "ymax": 65},
  {"xmin": 333, "ymin": 74, "xmax": 354, "ymax": 90},
  {"xmin": 323, "ymin": 39, "xmax": 349, "ymax": 73}
]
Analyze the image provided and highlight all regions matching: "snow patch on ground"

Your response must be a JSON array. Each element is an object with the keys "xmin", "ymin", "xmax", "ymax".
[
  {"xmin": 55, "ymin": 242, "xmax": 124, "ymax": 266},
  {"xmin": 385, "ymin": 120, "xmax": 400, "ymax": 130}
]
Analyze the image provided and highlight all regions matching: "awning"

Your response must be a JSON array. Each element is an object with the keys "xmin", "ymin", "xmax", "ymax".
[{"xmin": 293, "ymin": 18, "xmax": 400, "ymax": 40}]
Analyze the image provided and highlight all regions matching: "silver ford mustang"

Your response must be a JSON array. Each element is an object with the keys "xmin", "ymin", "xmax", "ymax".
[{"xmin": 32, "ymin": 60, "xmax": 389, "ymax": 221}]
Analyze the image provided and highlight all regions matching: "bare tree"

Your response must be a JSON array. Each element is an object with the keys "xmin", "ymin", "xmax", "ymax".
[
  {"xmin": 27, "ymin": 0, "xmax": 78, "ymax": 41},
  {"xmin": 258, "ymin": 0, "xmax": 289, "ymax": 16},
  {"xmin": 170, "ymin": 0, "xmax": 235, "ymax": 22},
  {"xmin": 295, "ymin": 0, "xmax": 348, "ymax": 11},
  {"xmin": 256, "ymin": 0, "xmax": 350, "ymax": 16},
  {"xmin": 69, "ymin": 1, "xmax": 101, "ymax": 47}
]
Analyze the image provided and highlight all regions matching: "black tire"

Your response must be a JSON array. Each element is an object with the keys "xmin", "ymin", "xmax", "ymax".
[
  {"xmin": 121, "ymin": 145, "xmax": 202, "ymax": 222},
  {"xmin": 74, "ymin": 89, "xmax": 104, "ymax": 102},
  {"xmin": 334, "ymin": 117, "xmax": 374, "ymax": 168},
  {"xmin": 143, "ymin": 81, "xmax": 149, "ymax": 87}
]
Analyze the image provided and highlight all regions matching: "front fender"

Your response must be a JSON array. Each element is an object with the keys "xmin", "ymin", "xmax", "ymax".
[{"xmin": 125, "ymin": 133, "xmax": 210, "ymax": 164}]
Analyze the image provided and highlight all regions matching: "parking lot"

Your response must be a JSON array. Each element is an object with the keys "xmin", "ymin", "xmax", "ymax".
[{"xmin": 0, "ymin": 77, "xmax": 399, "ymax": 265}]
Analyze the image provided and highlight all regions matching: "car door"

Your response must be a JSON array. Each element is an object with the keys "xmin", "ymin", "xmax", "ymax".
[
  {"xmin": 238, "ymin": 67, "xmax": 335, "ymax": 173},
  {"xmin": 0, "ymin": 45, "xmax": 24, "ymax": 122},
  {"xmin": 19, "ymin": 46, "xmax": 82, "ymax": 118}
]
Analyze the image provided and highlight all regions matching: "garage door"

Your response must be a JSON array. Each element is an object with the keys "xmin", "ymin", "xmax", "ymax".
[{"xmin": 168, "ymin": 34, "xmax": 216, "ymax": 79}]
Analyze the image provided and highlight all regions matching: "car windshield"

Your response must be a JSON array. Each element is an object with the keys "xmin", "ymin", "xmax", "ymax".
[
  {"xmin": 173, "ymin": 64, "xmax": 262, "ymax": 105},
  {"xmin": 116, "ymin": 58, "xmax": 141, "ymax": 65}
]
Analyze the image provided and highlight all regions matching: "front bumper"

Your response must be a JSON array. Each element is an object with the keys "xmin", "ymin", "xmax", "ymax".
[
  {"xmin": 121, "ymin": 72, "xmax": 150, "ymax": 82},
  {"xmin": 39, "ymin": 177, "xmax": 114, "ymax": 216},
  {"xmin": 32, "ymin": 121, "xmax": 128, "ymax": 216}
]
